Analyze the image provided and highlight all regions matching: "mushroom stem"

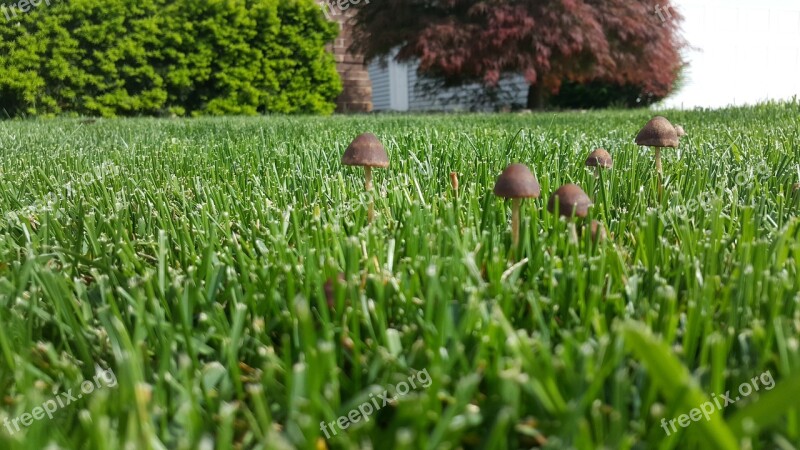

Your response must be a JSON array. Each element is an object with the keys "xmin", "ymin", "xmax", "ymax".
[
  {"xmin": 364, "ymin": 167, "xmax": 375, "ymax": 222},
  {"xmin": 655, "ymin": 147, "xmax": 663, "ymax": 201},
  {"xmin": 655, "ymin": 147, "xmax": 662, "ymax": 174},
  {"xmin": 598, "ymin": 168, "xmax": 610, "ymax": 221},
  {"xmin": 364, "ymin": 166, "xmax": 373, "ymax": 191},
  {"xmin": 511, "ymin": 198, "xmax": 521, "ymax": 247},
  {"xmin": 568, "ymin": 222, "xmax": 579, "ymax": 244},
  {"xmin": 368, "ymin": 201, "xmax": 375, "ymax": 223}
]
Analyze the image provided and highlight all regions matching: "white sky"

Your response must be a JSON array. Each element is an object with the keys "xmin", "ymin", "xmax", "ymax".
[{"xmin": 663, "ymin": 0, "xmax": 800, "ymax": 108}]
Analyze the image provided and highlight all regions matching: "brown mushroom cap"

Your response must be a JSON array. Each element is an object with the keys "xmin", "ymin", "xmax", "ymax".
[
  {"xmin": 547, "ymin": 184, "xmax": 592, "ymax": 218},
  {"xmin": 589, "ymin": 220, "xmax": 606, "ymax": 242},
  {"xmin": 341, "ymin": 133, "xmax": 390, "ymax": 168},
  {"xmin": 635, "ymin": 116, "xmax": 679, "ymax": 148},
  {"xmin": 324, "ymin": 272, "xmax": 346, "ymax": 309},
  {"xmin": 793, "ymin": 183, "xmax": 800, "ymax": 192},
  {"xmin": 675, "ymin": 125, "xmax": 686, "ymax": 137},
  {"xmin": 585, "ymin": 148, "xmax": 613, "ymax": 169},
  {"xmin": 493, "ymin": 163, "xmax": 541, "ymax": 199}
]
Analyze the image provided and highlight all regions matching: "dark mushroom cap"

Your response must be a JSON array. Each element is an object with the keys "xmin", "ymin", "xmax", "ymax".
[
  {"xmin": 341, "ymin": 133, "xmax": 390, "ymax": 168},
  {"xmin": 589, "ymin": 220, "xmax": 606, "ymax": 243},
  {"xmin": 493, "ymin": 163, "xmax": 541, "ymax": 199},
  {"xmin": 324, "ymin": 272, "xmax": 346, "ymax": 309},
  {"xmin": 635, "ymin": 116, "xmax": 679, "ymax": 148},
  {"xmin": 547, "ymin": 184, "xmax": 592, "ymax": 218},
  {"xmin": 675, "ymin": 125, "xmax": 686, "ymax": 137},
  {"xmin": 585, "ymin": 148, "xmax": 613, "ymax": 169}
]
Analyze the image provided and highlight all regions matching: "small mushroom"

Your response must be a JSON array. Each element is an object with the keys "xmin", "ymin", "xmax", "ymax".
[
  {"xmin": 342, "ymin": 133, "xmax": 389, "ymax": 221},
  {"xmin": 547, "ymin": 184, "xmax": 592, "ymax": 219},
  {"xmin": 585, "ymin": 148, "xmax": 612, "ymax": 216},
  {"xmin": 585, "ymin": 148, "xmax": 613, "ymax": 177},
  {"xmin": 548, "ymin": 184, "xmax": 592, "ymax": 243},
  {"xmin": 636, "ymin": 116, "xmax": 679, "ymax": 175},
  {"xmin": 675, "ymin": 125, "xmax": 686, "ymax": 137},
  {"xmin": 494, "ymin": 164, "xmax": 541, "ymax": 247},
  {"xmin": 342, "ymin": 133, "xmax": 389, "ymax": 190},
  {"xmin": 588, "ymin": 220, "xmax": 606, "ymax": 243},
  {"xmin": 793, "ymin": 183, "xmax": 799, "ymax": 192},
  {"xmin": 585, "ymin": 148, "xmax": 613, "ymax": 170},
  {"xmin": 636, "ymin": 116, "xmax": 679, "ymax": 200},
  {"xmin": 323, "ymin": 272, "xmax": 347, "ymax": 309}
]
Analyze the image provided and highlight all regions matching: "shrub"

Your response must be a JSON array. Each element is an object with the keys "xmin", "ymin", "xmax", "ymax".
[
  {"xmin": 548, "ymin": 80, "xmax": 666, "ymax": 109},
  {"xmin": 0, "ymin": 0, "xmax": 341, "ymax": 117}
]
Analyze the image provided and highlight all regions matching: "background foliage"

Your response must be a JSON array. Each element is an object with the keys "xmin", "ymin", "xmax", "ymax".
[
  {"xmin": 352, "ymin": 0, "xmax": 685, "ymax": 109},
  {"xmin": 0, "ymin": 0, "xmax": 342, "ymax": 117}
]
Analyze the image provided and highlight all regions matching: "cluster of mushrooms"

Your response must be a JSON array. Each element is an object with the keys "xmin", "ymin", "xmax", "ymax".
[{"xmin": 340, "ymin": 116, "xmax": 685, "ymax": 250}]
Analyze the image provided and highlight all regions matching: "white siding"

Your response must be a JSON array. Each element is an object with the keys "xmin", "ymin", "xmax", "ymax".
[
  {"xmin": 389, "ymin": 62, "xmax": 410, "ymax": 111},
  {"xmin": 408, "ymin": 68, "xmax": 528, "ymax": 112},
  {"xmin": 371, "ymin": 60, "xmax": 529, "ymax": 112},
  {"xmin": 367, "ymin": 62, "xmax": 392, "ymax": 111}
]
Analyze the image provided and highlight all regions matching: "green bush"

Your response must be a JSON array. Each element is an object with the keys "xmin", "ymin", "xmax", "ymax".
[{"xmin": 0, "ymin": 0, "xmax": 341, "ymax": 117}]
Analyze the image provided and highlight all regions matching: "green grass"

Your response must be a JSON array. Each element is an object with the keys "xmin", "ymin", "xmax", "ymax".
[{"xmin": 0, "ymin": 101, "xmax": 799, "ymax": 449}]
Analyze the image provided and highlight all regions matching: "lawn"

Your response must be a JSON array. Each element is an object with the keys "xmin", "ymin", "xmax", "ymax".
[{"xmin": 0, "ymin": 102, "xmax": 799, "ymax": 449}]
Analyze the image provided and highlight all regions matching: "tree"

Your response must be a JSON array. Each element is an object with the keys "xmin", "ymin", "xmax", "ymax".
[{"xmin": 350, "ymin": 0, "xmax": 685, "ymax": 109}]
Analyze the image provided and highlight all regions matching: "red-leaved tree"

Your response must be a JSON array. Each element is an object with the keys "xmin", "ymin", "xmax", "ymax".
[{"xmin": 350, "ymin": 0, "xmax": 685, "ymax": 108}]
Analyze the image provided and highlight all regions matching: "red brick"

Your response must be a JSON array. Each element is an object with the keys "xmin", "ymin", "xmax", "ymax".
[{"xmin": 318, "ymin": 1, "xmax": 372, "ymax": 113}]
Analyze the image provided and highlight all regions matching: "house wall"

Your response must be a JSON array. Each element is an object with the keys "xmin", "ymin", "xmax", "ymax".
[
  {"xmin": 368, "ymin": 55, "xmax": 410, "ymax": 111},
  {"xmin": 409, "ymin": 71, "xmax": 529, "ymax": 112},
  {"xmin": 370, "ymin": 59, "xmax": 529, "ymax": 112},
  {"xmin": 368, "ymin": 64, "xmax": 392, "ymax": 111}
]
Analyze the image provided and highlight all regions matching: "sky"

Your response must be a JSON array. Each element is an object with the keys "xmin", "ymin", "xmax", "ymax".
[{"xmin": 663, "ymin": 0, "xmax": 800, "ymax": 108}]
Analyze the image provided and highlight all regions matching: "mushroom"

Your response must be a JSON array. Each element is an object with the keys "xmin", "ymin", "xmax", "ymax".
[
  {"xmin": 342, "ymin": 133, "xmax": 389, "ymax": 221},
  {"xmin": 675, "ymin": 125, "xmax": 686, "ymax": 137},
  {"xmin": 548, "ymin": 184, "xmax": 592, "ymax": 243},
  {"xmin": 585, "ymin": 148, "xmax": 612, "ymax": 217},
  {"xmin": 585, "ymin": 148, "xmax": 613, "ymax": 177},
  {"xmin": 636, "ymin": 116, "xmax": 679, "ymax": 200},
  {"xmin": 324, "ymin": 272, "xmax": 346, "ymax": 309},
  {"xmin": 494, "ymin": 164, "xmax": 541, "ymax": 247},
  {"xmin": 636, "ymin": 116, "xmax": 679, "ymax": 175},
  {"xmin": 585, "ymin": 148, "xmax": 613, "ymax": 170},
  {"xmin": 547, "ymin": 184, "xmax": 592, "ymax": 219},
  {"xmin": 587, "ymin": 220, "xmax": 606, "ymax": 243}
]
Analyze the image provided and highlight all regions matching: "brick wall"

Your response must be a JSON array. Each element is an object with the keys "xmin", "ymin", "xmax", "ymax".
[{"xmin": 321, "ymin": 2, "xmax": 373, "ymax": 113}]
